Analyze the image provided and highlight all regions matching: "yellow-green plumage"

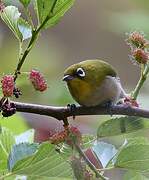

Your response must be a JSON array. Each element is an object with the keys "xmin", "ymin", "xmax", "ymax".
[{"xmin": 63, "ymin": 59, "xmax": 126, "ymax": 106}]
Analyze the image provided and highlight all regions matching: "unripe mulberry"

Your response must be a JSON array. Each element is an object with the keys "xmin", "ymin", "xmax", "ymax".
[
  {"xmin": 131, "ymin": 48, "xmax": 149, "ymax": 64},
  {"xmin": 29, "ymin": 70, "xmax": 47, "ymax": 92},
  {"xmin": 1, "ymin": 75, "xmax": 14, "ymax": 97},
  {"xmin": 126, "ymin": 31, "xmax": 148, "ymax": 48}
]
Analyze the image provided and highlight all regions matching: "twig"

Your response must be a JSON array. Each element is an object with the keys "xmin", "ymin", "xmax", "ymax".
[
  {"xmin": 131, "ymin": 64, "xmax": 149, "ymax": 100},
  {"xmin": 74, "ymin": 143, "xmax": 106, "ymax": 179},
  {"xmin": 14, "ymin": 1, "xmax": 58, "ymax": 81},
  {"xmin": 12, "ymin": 101, "xmax": 149, "ymax": 120}
]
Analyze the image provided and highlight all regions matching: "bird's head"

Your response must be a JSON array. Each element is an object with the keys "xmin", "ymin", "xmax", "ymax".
[{"xmin": 63, "ymin": 59, "xmax": 116, "ymax": 85}]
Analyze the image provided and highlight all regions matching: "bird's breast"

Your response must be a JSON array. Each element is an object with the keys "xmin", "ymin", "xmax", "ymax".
[{"xmin": 67, "ymin": 78, "xmax": 92, "ymax": 105}]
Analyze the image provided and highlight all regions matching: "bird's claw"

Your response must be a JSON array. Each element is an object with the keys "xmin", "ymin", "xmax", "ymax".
[
  {"xmin": 67, "ymin": 104, "xmax": 77, "ymax": 120},
  {"xmin": 100, "ymin": 100, "xmax": 114, "ymax": 116}
]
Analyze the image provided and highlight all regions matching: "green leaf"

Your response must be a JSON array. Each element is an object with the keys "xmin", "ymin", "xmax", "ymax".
[
  {"xmin": 124, "ymin": 137, "xmax": 149, "ymax": 147},
  {"xmin": 70, "ymin": 157, "xmax": 84, "ymax": 180},
  {"xmin": 34, "ymin": 0, "xmax": 75, "ymax": 29},
  {"xmin": 123, "ymin": 171, "xmax": 149, "ymax": 180},
  {"xmin": 0, "ymin": 6, "xmax": 22, "ymax": 40},
  {"xmin": 114, "ymin": 137, "xmax": 149, "ymax": 172},
  {"xmin": 18, "ymin": 18, "xmax": 32, "ymax": 41},
  {"xmin": 1, "ymin": 114, "xmax": 29, "ymax": 134},
  {"xmin": 92, "ymin": 141, "xmax": 117, "ymax": 168},
  {"xmin": 58, "ymin": 143, "xmax": 72, "ymax": 160},
  {"xmin": 11, "ymin": 143, "xmax": 73, "ymax": 178},
  {"xmin": 15, "ymin": 129, "xmax": 35, "ymax": 144},
  {"xmin": 0, "ymin": 127, "xmax": 15, "ymax": 171},
  {"xmin": 82, "ymin": 134, "xmax": 95, "ymax": 149},
  {"xmin": 8, "ymin": 142, "xmax": 39, "ymax": 171},
  {"xmin": 0, "ymin": 6, "xmax": 32, "ymax": 41},
  {"xmin": 19, "ymin": 0, "xmax": 31, "ymax": 7},
  {"xmin": 35, "ymin": 0, "xmax": 56, "ymax": 24},
  {"xmin": 97, "ymin": 116, "xmax": 149, "ymax": 138}
]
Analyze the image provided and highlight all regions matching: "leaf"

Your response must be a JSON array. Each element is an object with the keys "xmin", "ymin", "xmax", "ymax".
[
  {"xmin": 8, "ymin": 142, "xmax": 39, "ymax": 171},
  {"xmin": 59, "ymin": 143, "xmax": 72, "ymax": 160},
  {"xmin": 0, "ymin": 127, "xmax": 15, "ymax": 171},
  {"xmin": 82, "ymin": 134, "xmax": 95, "ymax": 149},
  {"xmin": 92, "ymin": 141, "xmax": 117, "ymax": 168},
  {"xmin": 11, "ymin": 143, "xmax": 73, "ymax": 178},
  {"xmin": 123, "ymin": 171, "xmax": 149, "ymax": 180},
  {"xmin": 35, "ymin": 0, "xmax": 56, "ymax": 24},
  {"xmin": 15, "ymin": 129, "xmax": 35, "ymax": 144},
  {"xmin": 0, "ymin": 6, "xmax": 22, "ymax": 40},
  {"xmin": 70, "ymin": 157, "xmax": 84, "ymax": 180},
  {"xmin": 97, "ymin": 116, "xmax": 149, "ymax": 138},
  {"xmin": 19, "ymin": 0, "xmax": 31, "ymax": 7},
  {"xmin": 46, "ymin": 0, "xmax": 75, "ymax": 28},
  {"xmin": 114, "ymin": 137, "xmax": 149, "ymax": 172},
  {"xmin": 18, "ymin": 18, "xmax": 32, "ymax": 41},
  {"xmin": 0, "ymin": 6, "xmax": 32, "ymax": 41},
  {"xmin": 124, "ymin": 137, "xmax": 149, "ymax": 147},
  {"xmin": 1, "ymin": 114, "xmax": 29, "ymax": 134},
  {"xmin": 34, "ymin": 0, "xmax": 75, "ymax": 29}
]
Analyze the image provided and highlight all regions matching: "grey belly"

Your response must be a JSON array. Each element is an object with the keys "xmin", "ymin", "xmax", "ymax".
[{"xmin": 82, "ymin": 76, "xmax": 126, "ymax": 107}]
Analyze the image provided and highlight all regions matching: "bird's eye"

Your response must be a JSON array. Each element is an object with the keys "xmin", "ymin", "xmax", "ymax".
[{"xmin": 76, "ymin": 67, "xmax": 86, "ymax": 77}]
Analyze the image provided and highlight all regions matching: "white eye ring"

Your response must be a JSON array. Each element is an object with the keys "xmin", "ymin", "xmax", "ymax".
[{"xmin": 76, "ymin": 67, "xmax": 86, "ymax": 77}]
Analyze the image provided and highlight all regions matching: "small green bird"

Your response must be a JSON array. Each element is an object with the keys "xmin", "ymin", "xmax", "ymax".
[{"xmin": 63, "ymin": 59, "xmax": 126, "ymax": 107}]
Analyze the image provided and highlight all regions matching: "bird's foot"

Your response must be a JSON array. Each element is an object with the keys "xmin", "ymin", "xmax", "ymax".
[
  {"xmin": 67, "ymin": 104, "xmax": 77, "ymax": 120},
  {"xmin": 100, "ymin": 101, "xmax": 114, "ymax": 116}
]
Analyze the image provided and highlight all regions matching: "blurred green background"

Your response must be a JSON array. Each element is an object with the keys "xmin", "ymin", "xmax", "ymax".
[{"xmin": 1, "ymin": 0, "xmax": 149, "ymax": 178}]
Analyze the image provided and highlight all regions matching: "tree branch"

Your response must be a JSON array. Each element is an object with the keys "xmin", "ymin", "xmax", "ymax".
[{"xmin": 13, "ymin": 101, "xmax": 149, "ymax": 120}]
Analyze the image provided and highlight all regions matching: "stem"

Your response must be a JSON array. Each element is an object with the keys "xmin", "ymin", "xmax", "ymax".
[
  {"xmin": 98, "ymin": 167, "xmax": 114, "ymax": 171},
  {"xmin": 24, "ymin": 6, "xmax": 34, "ymax": 29},
  {"xmin": 0, "ymin": 172, "xmax": 13, "ymax": 179},
  {"xmin": 14, "ymin": 1, "xmax": 58, "ymax": 81},
  {"xmin": 14, "ymin": 30, "xmax": 38, "ymax": 81},
  {"xmin": 74, "ymin": 143, "xmax": 106, "ymax": 179},
  {"xmin": 19, "ymin": 41, "xmax": 23, "ymax": 58},
  {"xmin": 131, "ymin": 64, "xmax": 149, "ymax": 100},
  {"xmin": 14, "ymin": 15, "xmax": 50, "ymax": 81}
]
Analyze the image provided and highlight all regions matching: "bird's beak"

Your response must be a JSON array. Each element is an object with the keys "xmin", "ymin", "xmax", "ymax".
[{"xmin": 63, "ymin": 74, "xmax": 75, "ymax": 81}]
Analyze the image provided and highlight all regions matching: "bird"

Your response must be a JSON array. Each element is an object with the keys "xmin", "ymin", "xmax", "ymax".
[{"xmin": 63, "ymin": 59, "xmax": 126, "ymax": 107}]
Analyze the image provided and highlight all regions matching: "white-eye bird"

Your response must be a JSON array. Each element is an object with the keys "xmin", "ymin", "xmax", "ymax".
[{"xmin": 63, "ymin": 59, "xmax": 126, "ymax": 107}]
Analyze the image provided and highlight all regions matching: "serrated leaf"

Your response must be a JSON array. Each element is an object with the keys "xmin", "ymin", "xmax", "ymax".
[
  {"xmin": 35, "ymin": 0, "xmax": 56, "ymax": 24},
  {"xmin": 82, "ymin": 134, "xmax": 95, "ymax": 149},
  {"xmin": 97, "ymin": 116, "xmax": 149, "ymax": 138},
  {"xmin": 15, "ymin": 129, "xmax": 35, "ymax": 144},
  {"xmin": 1, "ymin": 114, "xmax": 28, "ymax": 134},
  {"xmin": 19, "ymin": 0, "xmax": 31, "ymax": 7},
  {"xmin": 34, "ymin": 0, "xmax": 75, "ymax": 29},
  {"xmin": 45, "ymin": 0, "xmax": 75, "ymax": 28},
  {"xmin": 11, "ymin": 143, "xmax": 73, "ymax": 178},
  {"xmin": 0, "ymin": 6, "xmax": 32, "ymax": 41},
  {"xmin": 124, "ymin": 137, "xmax": 149, "ymax": 147},
  {"xmin": 123, "ymin": 171, "xmax": 149, "ymax": 180},
  {"xmin": 8, "ymin": 142, "xmax": 39, "ymax": 171},
  {"xmin": 18, "ymin": 18, "xmax": 32, "ymax": 40},
  {"xmin": 70, "ymin": 157, "xmax": 84, "ymax": 180},
  {"xmin": 0, "ymin": 127, "xmax": 15, "ymax": 171},
  {"xmin": 114, "ymin": 137, "xmax": 149, "ymax": 172},
  {"xmin": 59, "ymin": 143, "xmax": 72, "ymax": 160},
  {"xmin": 0, "ymin": 6, "xmax": 22, "ymax": 40},
  {"xmin": 92, "ymin": 141, "xmax": 117, "ymax": 168}
]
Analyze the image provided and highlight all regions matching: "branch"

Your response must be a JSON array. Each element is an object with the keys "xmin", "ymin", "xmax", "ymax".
[{"xmin": 13, "ymin": 101, "xmax": 149, "ymax": 120}]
